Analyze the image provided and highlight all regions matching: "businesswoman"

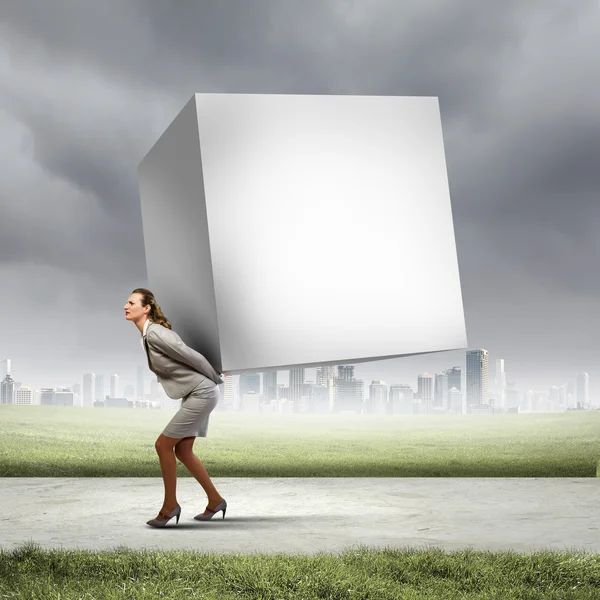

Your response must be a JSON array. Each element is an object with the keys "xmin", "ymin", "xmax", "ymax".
[{"xmin": 124, "ymin": 287, "xmax": 227, "ymax": 528}]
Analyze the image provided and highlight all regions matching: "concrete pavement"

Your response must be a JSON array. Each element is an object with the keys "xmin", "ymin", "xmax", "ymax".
[{"xmin": 2, "ymin": 477, "xmax": 599, "ymax": 555}]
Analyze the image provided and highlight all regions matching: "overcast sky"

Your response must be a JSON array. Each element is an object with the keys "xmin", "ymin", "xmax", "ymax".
[{"xmin": 1, "ymin": 1, "xmax": 599, "ymax": 398}]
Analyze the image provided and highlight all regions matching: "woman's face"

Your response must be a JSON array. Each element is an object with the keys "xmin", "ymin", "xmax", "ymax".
[{"xmin": 124, "ymin": 293, "xmax": 149, "ymax": 321}]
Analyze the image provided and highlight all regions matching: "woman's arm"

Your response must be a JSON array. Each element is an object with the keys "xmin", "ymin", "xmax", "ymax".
[{"xmin": 147, "ymin": 329, "xmax": 223, "ymax": 384}]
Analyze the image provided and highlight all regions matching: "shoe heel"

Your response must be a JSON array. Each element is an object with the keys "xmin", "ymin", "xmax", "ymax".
[
  {"xmin": 176, "ymin": 513, "xmax": 180, "ymax": 524},
  {"xmin": 222, "ymin": 506, "xmax": 226, "ymax": 519}
]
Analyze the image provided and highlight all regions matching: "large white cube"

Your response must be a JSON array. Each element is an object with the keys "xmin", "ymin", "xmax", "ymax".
[{"xmin": 138, "ymin": 93, "xmax": 467, "ymax": 375}]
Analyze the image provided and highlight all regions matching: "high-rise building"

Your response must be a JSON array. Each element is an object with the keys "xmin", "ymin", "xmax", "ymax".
[
  {"xmin": 576, "ymin": 373, "xmax": 589, "ymax": 408},
  {"xmin": 445, "ymin": 366, "xmax": 461, "ymax": 392},
  {"xmin": 310, "ymin": 384, "xmax": 330, "ymax": 413},
  {"xmin": 504, "ymin": 386, "xmax": 520, "ymax": 410},
  {"xmin": 448, "ymin": 386, "xmax": 462, "ymax": 413},
  {"xmin": 1, "ymin": 374, "xmax": 15, "ymax": 404},
  {"xmin": 263, "ymin": 370, "xmax": 278, "ymax": 402},
  {"xmin": 241, "ymin": 391, "xmax": 261, "ymax": 412},
  {"xmin": 389, "ymin": 384, "xmax": 413, "ymax": 414},
  {"xmin": 1, "ymin": 359, "xmax": 11, "ymax": 379},
  {"xmin": 297, "ymin": 383, "xmax": 312, "ymax": 413},
  {"xmin": 240, "ymin": 374, "xmax": 260, "ymax": 396},
  {"xmin": 558, "ymin": 384, "xmax": 567, "ymax": 408},
  {"xmin": 239, "ymin": 374, "xmax": 260, "ymax": 411},
  {"xmin": 288, "ymin": 368, "xmax": 305, "ymax": 412},
  {"xmin": 82, "ymin": 373, "xmax": 95, "ymax": 408},
  {"xmin": 316, "ymin": 365, "xmax": 336, "ymax": 412},
  {"xmin": 277, "ymin": 384, "xmax": 288, "ymax": 401},
  {"xmin": 220, "ymin": 374, "xmax": 234, "ymax": 411},
  {"xmin": 316, "ymin": 365, "xmax": 335, "ymax": 386},
  {"xmin": 368, "ymin": 380, "xmax": 388, "ymax": 414},
  {"xmin": 15, "ymin": 386, "xmax": 33, "ymax": 405},
  {"xmin": 334, "ymin": 365, "xmax": 363, "ymax": 412},
  {"xmin": 521, "ymin": 389, "xmax": 534, "ymax": 411},
  {"xmin": 95, "ymin": 374, "xmax": 105, "ymax": 403},
  {"xmin": 495, "ymin": 359, "xmax": 506, "ymax": 408},
  {"xmin": 417, "ymin": 373, "xmax": 434, "ymax": 413},
  {"xmin": 40, "ymin": 388, "xmax": 54, "ymax": 406},
  {"xmin": 466, "ymin": 349, "xmax": 489, "ymax": 407},
  {"xmin": 434, "ymin": 372, "xmax": 448, "ymax": 408},
  {"xmin": 55, "ymin": 388, "xmax": 74, "ymax": 407},
  {"xmin": 110, "ymin": 374, "xmax": 120, "ymax": 399},
  {"xmin": 337, "ymin": 366, "xmax": 354, "ymax": 381}
]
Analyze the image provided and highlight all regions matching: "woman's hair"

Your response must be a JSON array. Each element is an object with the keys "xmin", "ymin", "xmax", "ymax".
[{"xmin": 132, "ymin": 288, "xmax": 172, "ymax": 330}]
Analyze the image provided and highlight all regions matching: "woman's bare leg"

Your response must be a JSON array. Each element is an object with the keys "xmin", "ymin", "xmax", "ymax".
[
  {"xmin": 174, "ymin": 436, "xmax": 224, "ymax": 514},
  {"xmin": 177, "ymin": 451, "xmax": 224, "ymax": 511},
  {"xmin": 154, "ymin": 435, "xmax": 182, "ymax": 519}
]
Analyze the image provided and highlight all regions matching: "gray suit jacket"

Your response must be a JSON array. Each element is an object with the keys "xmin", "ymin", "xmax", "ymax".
[{"xmin": 143, "ymin": 322, "xmax": 224, "ymax": 399}]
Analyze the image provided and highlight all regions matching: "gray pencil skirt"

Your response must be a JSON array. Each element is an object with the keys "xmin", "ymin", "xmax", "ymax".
[{"xmin": 162, "ymin": 379, "xmax": 220, "ymax": 439}]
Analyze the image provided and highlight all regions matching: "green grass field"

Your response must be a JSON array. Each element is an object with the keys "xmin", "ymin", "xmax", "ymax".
[
  {"xmin": 0, "ymin": 405, "xmax": 599, "ymax": 477},
  {"xmin": 1, "ymin": 542, "xmax": 599, "ymax": 599},
  {"xmin": 2, "ymin": 406, "xmax": 599, "ymax": 599}
]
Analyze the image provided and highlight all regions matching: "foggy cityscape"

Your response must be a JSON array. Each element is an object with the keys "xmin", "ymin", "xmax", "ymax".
[{"xmin": 1, "ymin": 350, "xmax": 595, "ymax": 414}]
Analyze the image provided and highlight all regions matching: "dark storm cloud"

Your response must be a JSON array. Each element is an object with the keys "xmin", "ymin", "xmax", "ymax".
[
  {"xmin": 0, "ymin": 0, "xmax": 334, "ymax": 92},
  {"xmin": 7, "ymin": 100, "xmax": 138, "ymax": 216},
  {"xmin": 0, "ymin": 0, "xmax": 542, "ymax": 104},
  {"xmin": 0, "ymin": 0, "xmax": 598, "ymax": 280}
]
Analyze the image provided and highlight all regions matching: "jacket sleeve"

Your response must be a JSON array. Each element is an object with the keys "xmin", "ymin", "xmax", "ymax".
[{"xmin": 147, "ymin": 329, "xmax": 224, "ymax": 385}]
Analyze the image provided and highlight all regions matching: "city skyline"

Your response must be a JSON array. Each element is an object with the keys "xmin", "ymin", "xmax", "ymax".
[
  {"xmin": 2, "ymin": 3, "xmax": 600, "ymax": 400},
  {"xmin": 1, "ymin": 349, "xmax": 593, "ymax": 412}
]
